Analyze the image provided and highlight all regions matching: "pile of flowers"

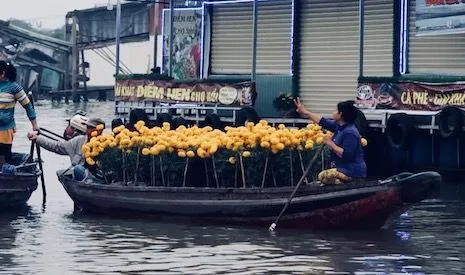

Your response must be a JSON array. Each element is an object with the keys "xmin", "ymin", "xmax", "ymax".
[{"xmin": 82, "ymin": 120, "xmax": 368, "ymax": 187}]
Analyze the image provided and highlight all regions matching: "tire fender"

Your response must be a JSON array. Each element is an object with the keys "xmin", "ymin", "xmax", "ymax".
[
  {"xmin": 438, "ymin": 106, "xmax": 463, "ymax": 138},
  {"xmin": 203, "ymin": 113, "xmax": 224, "ymax": 130},
  {"xmin": 234, "ymin": 107, "xmax": 260, "ymax": 126},
  {"xmin": 172, "ymin": 116, "xmax": 189, "ymax": 129},
  {"xmin": 156, "ymin": 113, "xmax": 172, "ymax": 127},
  {"xmin": 354, "ymin": 109, "xmax": 369, "ymax": 137},
  {"xmin": 385, "ymin": 113, "xmax": 413, "ymax": 149}
]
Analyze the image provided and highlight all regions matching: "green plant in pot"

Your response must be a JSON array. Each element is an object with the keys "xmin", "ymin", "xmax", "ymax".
[{"xmin": 273, "ymin": 93, "xmax": 299, "ymax": 118}]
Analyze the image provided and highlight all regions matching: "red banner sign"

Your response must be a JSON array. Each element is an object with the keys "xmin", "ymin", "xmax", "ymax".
[
  {"xmin": 115, "ymin": 79, "xmax": 255, "ymax": 106},
  {"xmin": 356, "ymin": 81, "xmax": 465, "ymax": 111}
]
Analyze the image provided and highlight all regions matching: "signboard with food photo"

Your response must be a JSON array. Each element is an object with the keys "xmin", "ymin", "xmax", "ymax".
[{"xmin": 355, "ymin": 81, "xmax": 465, "ymax": 111}]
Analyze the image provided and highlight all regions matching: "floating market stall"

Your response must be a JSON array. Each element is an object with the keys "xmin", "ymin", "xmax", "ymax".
[{"xmin": 57, "ymin": 119, "xmax": 440, "ymax": 230}]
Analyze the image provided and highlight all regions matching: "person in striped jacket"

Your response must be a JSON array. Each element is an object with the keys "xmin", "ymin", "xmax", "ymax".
[{"xmin": 0, "ymin": 61, "xmax": 39, "ymax": 166}]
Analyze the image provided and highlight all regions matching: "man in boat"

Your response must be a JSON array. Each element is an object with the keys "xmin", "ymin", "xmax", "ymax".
[
  {"xmin": 294, "ymin": 98, "xmax": 367, "ymax": 184},
  {"xmin": 27, "ymin": 118, "xmax": 106, "ymax": 181}
]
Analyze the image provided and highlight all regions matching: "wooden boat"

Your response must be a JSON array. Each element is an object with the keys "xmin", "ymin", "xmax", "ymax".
[
  {"xmin": 57, "ymin": 169, "xmax": 440, "ymax": 230},
  {"xmin": 0, "ymin": 153, "xmax": 40, "ymax": 209}
]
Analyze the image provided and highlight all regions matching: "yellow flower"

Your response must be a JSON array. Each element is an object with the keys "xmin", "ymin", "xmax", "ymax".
[
  {"xmin": 316, "ymin": 136, "xmax": 324, "ymax": 145},
  {"xmin": 120, "ymin": 138, "xmax": 130, "ymax": 146},
  {"xmin": 305, "ymin": 140, "xmax": 314, "ymax": 150},
  {"xmin": 361, "ymin": 137, "xmax": 368, "ymax": 147},
  {"xmin": 91, "ymin": 131, "xmax": 98, "ymax": 137},
  {"xmin": 96, "ymin": 124, "xmax": 104, "ymax": 131},
  {"xmin": 228, "ymin": 157, "xmax": 236, "ymax": 164},
  {"xmin": 259, "ymin": 119, "xmax": 268, "ymax": 126},
  {"xmin": 242, "ymin": 151, "xmax": 251, "ymax": 158},
  {"xmin": 276, "ymin": 143, "xmax": 285, "ymax": 150},
  {"xmin": 260, "ymin": 141, "xmax": 270, "ymax": 148},
  {"xmin": 209, "ymin": 144, "xmax": 218, "ymax": 155},
  {"xmin": 178, "ymin": 150, "xmax": 186, "ymax": 158},
  {"xmin": 270, "ymin": 137, "xmax": 280, "ymax": 145},
  {"xmin": 150, "ymin": 146, "xmax": 160, "ymax": 156},
  {"xmin": 197, "ymin": 148, "xmax": 207, "ymax": 158},
  {"xmin": 86, "ymin": 157, "xmax": 95, "ymax": 165},
  {"xmin": 186, "ymin": 150, "xmax": 195, "ymax": 158},
  {"xmin": 142, "ymin": 148, "xmax": 150, "ymax": 156}
]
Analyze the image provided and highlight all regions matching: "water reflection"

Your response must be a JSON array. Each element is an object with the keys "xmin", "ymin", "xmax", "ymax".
[
  {"xmin": 0, "ymin": 206, "xmax": 42, "ymax": 271},
  {"xmin": 21, "ymin": 214, "xmax": 417, "ymax": 274}
]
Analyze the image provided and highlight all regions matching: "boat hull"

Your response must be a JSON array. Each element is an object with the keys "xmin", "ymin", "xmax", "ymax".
[
  {"xmin": 0, "ymin": 173, "xmax": 38, "ymax": 209},
  {"xmin": 58, "ymin": 171, "xmax": 440, "ymax": 230}
]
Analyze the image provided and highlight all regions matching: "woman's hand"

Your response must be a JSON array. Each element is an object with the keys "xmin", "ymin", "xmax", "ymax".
[
  {"xmin": 323, "ymin": 135, "xmax": 334, "ymax": 146},
  {"xmin": 293, "ymin": 97, "xmax": 309, "ymax": 117},
  {"xmin": 323, "ymin": 135, "xmax": 344, "ymax": 158},
  {"xmin": 293, "ymin": 97, "xmax": 322, "ymax": 124}
]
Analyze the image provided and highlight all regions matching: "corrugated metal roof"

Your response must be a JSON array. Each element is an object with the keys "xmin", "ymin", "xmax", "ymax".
[{"xmin": 69, "ymin": 2, "xmax": 151, "ymax": 48}]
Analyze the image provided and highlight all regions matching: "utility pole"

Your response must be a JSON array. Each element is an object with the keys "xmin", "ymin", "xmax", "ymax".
[
  {"xmin": 152, "ymin": 3, "xmax": 160, "ymax": 69},
  {"xmin": 115, "ymin": 0, "xmax": 122, "ymax": 76},
  {"xmin": 64, "ymin": 16, "xmax": 71, "ymax": 103},
  {"xmin": 71, "ymin": 15, "xmax": 79, "ymax": 103},
  {"xmin": 169, "ymin": 0, "xmax": 174, "ymax": 77},
  {"xmin": 251, "ymin": 0, "xmax": 258, "ymax": 82}
]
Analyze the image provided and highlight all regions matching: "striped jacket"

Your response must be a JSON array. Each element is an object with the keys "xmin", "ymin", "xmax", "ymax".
[{"xmin": 0, "ymin": 81, "xmax": 37, "ymax": 131}]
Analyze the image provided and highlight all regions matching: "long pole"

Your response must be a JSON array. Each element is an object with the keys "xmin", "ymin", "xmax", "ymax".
[
  {"xmin": 251, "ymin": 0, "xmax": 258, "ymax": 81},
  {"xmin": 169, "ymin": 0, "xmax": 174, "ymax": 77},
  {"xmin": 269, "ymin": 146, "xmax": 325, "ymax": 232},
  {"xmin": 115, "ymin": 0, "xmax": 122, "ymax": 76},
  {"xmin": 358, "ymin": 0, "xmax": 365, "ymax": 77},
  {"xmin": 28, "ymin": 93, "xmax": 46, "ymax": 204},
  {"xmin": 36, "ymin": 142, "xmax": 46, "ymax": 204}
]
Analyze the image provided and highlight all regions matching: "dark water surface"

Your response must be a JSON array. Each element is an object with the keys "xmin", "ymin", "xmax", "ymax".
[{"xmin": 1, "ymin": 101, "xmax": 464, "ymax": 274}]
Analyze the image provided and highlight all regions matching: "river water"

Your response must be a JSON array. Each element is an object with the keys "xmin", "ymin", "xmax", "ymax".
[{"xmin": 1, "ymin": 101, "xmax": 465, "ymax": 274}]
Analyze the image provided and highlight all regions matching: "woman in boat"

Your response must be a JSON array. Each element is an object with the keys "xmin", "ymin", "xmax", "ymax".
[
  {"xmin": 0, "ymin": 61, "xmax": 39, "ymax": 167},
  {"xmin": 27, "ymin": 118, "xmax": 105, "ymax": 181},
  {"xmin": 294, "ymin": 98, "xmax": 367, "ymax": 184}
]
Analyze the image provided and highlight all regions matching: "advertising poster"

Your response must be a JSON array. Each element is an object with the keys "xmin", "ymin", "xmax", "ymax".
[
  {"xmin": 162, "ymin": 8, "xmax": 202, "ymax": 80},
  {"xmin": 416, "ymin": 0, "xmax": 465, "ymax": 36}
]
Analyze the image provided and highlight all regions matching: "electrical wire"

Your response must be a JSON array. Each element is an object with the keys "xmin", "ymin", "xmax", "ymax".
[{"xmin": 100, "ymin": 46, "xmax": 132, "ymax": 74}]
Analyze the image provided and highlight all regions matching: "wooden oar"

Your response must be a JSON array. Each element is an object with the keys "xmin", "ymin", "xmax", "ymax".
[{"xmin": 268, "ymin": 145, "xmax": 325, "ymax": 232}]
